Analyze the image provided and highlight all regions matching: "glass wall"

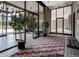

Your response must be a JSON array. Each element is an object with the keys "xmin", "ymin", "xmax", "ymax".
[
  {"xmin": 2, "ymin": 12, "xmax": 7, "ymax": 35},
  {"xmin": 7, "ymin": 1, "xmax": 24, "ymax": 9},
  {"xmin": 51, "ymin": 10, "xmax": 56, "ymax": 32},
  {"xmin": 57, "ymin": 8, "xmax": 63, "ymax": 18},
  {"xmin": 0, "ymin": 2, "xmax": 19, "ymax": 51},
  {"xmin": 26, "ymin": 1, "xmax": 38, "ymax": 13},
  {"xmin": 64, "ymin": 6, "xmax": 71, "ymax": 34},
  {"xmin": 51, "ymin": 6, "xmax": 72, "ymax": 34},
  {"xmin": 57, "ymin": 8, "xmax": 63, "ymax": 33},
  {"xmin": 26, "ymin": 1, "xmax": 38, "ymax": 38},
  {"xmin": 0, "ymin": 2, "xmax": 25, "ymax": 36},
  {"xmin": 0, "ymin": 14, "xmax": 3, "ymax": 35},
  {"xmin": 0, "ymin": 1, "xmax": 41, "ymax": 52},
  {"xmin": 7, "ymin": 15, "xmax": 14, "ymax": 33},
  {"xmin": 0, "ymin": 3, "xmax": 7, "ymax": 36},
  {"xmin": 0, "ymin": 1, "xmax": 44, "ymax": 38},
  {"xmin": 57, "ymin": 18, "xmax": 63, "ymax": 33},
  {"xmin": 39, "ymin": 4, "xmax": 44, "ymax": 35},
  {"xmin": 7, "ymin": 5, "xmax": 20, "ymax": 34},
  {"xmin": 0, "ymin": 3, "xmax": 3, "ymax": 35},
  {"xmin": 33, "ymin": 15, "xmax": 38, "ymax": 38}
]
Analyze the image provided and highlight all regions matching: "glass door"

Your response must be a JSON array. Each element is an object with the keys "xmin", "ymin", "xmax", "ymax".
[
  {"xmin": 57, "ymin": 18, "xmax": 63, "ymax": 33},
  {"xmin": 33, "ymin": 15, "xmax": 38, "ymax": 38}
]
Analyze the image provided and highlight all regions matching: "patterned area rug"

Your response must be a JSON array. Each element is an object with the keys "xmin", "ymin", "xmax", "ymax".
[{"xmin": 11, "ymin": 35, "xmax": 65, "ymax": 57}]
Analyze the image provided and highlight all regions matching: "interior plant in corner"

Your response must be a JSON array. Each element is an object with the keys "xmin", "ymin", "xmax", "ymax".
[
  {"xmin": 43, "ymin": 21, "xmax": 49, "ymax": 37},
  {"xmin": 9, "ymin": 12, "xmax": 28, "ymax": 49}
]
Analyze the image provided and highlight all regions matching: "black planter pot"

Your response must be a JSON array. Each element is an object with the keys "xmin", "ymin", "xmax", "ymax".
[
  {"xmin": 18, "ymin": 40, "xmax": 25, "ymax": 49},
  {"xmin": 43, "ymin": 33, "xmax": 47, "ymax": 37}
]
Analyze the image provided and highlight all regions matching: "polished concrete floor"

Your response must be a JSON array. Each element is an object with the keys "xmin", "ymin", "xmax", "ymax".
[
  {"xmin": 0, "ymin": 34, "xmax": 17, "ymax": 51},
  {"xmin": 0, "ymin": 34, "xmax": 65, "ymax": 57},
  {"xmin": 0, "ymin": 32, "xmax": 33, "ymax": 52},
  {"xmin": 0, "ymin": 32, "xmax": 36, "ymax": 57},
  {"xmin": 65, "ymin": 36, "xmax": 79, "ymax": 57},
  {"xmin": 0, "ymin": 34, "xmax": 79, "ymax": 57}
]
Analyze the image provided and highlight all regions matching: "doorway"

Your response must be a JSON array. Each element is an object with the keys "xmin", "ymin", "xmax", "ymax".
[
  {"xmin": 57, "ymin": 18, "xmax": 64, "ymax": 34},
  {"xmin": 51, "ymin": 6, "xmax": 72, "ymax": 35}
]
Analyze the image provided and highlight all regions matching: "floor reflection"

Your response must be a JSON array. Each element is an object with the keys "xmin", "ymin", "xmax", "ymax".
[{"xmin": 0, "ymin": 32, "xmax": 33, "ymax": 52}]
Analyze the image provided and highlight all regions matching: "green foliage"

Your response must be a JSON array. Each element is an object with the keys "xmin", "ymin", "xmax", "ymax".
[
  {"xmin": 43, "ymin": 21, "xmax": 49, "ymax": 29},
  {"xmin": 9, "ymin": 13, "xmax": 28, "ymax": 31}
]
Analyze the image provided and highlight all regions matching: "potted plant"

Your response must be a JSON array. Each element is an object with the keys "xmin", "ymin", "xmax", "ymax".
[
  {"xmin": 43, "ymin": 21, "xmax": 49, "ymax": 37},
  {"xmin": 9, "ymin": 13, "xmax": 28, "ymax": 49}
]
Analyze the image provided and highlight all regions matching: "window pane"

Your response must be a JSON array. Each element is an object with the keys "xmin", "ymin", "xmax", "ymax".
[
  {"xmin": 39, "ymin": 5, "xmax": 44, "ymax": 35},
  {"xmin": 7, "ymin": 16, "xmax": 14, "ymax": 33},
  {"xmin": 57, "ymin": 8, "xmax": 63, "ymax": 18},
  {"xmin": 7, "ymin": 5, "xmax": 20, "ymax": 34},
  {"xmin": 33, "ymin": 15, "xmax": 38, "ymax": 38},
  {"xmin": 7, "ymin": 1, "xmax": 24, "ymax": 9},
  {"xmin": 64, "ymin": 6, "xmax": 71, "ymax": 34},
  {"xmin": 51, "ymin": 10, "xmax": 56, "ymax": 32},
  {"xmin": 57, "ymin": 19, "xmax": 63, "ymax": 33},
  {"xmin": 26, "ymin": 1, "xmax": 38, "ymax": 13},
  {"xmin": 0, "ymin": 3, "xmax": 3, "ymax": 10},
  {"xmin": 2, "ymin": 14, "xmax": 6, "ymax": 34},
  {"xmin": 0, "ymin": 16, "xmax": 2, "ymax": 35}
]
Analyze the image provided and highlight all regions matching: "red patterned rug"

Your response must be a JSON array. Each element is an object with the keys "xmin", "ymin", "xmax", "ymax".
[{"xmin": 11, "ymin": 35, "xmax": 65, "ymax": 57}]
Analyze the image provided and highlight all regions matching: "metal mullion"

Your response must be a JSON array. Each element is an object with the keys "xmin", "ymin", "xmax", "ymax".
[
  {"xmin": 38, "ymin": 3, "xmax": 39, "ymax": 37},
  {"xmin": 50, "ymin": 10, "xmax": 51, "ymax": 32},
  {"xmin": 5, "ymin": 4, "xmax": 7, "ymax": 35},
  {"xmin": 24, "ymin": 1, "xmax": 26, "ymax": 42},
  {"xmin": 2, "ymin": 3, "xmax": 4, "ymax": 35},
  {"xmin": 56, "ymin": 9, "xmax": 57, "ymax": 34},
  {"xmin": 63, "ymin": 8, "xmax": 64, "ymax": 34},
  {"xmin": 71, "ymin": 5, "xmax": 73, "ymax": 36}
]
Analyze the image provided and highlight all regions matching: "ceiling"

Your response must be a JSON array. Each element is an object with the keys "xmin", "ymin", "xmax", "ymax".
[
  {"xmin": 7, "ymin": 1, "xmax": 43, "ymax": 13},
  {"xmin": 42, "ymin": 1, "xmax": 72, "ymax": 9},
  {"xmin": 7, "ymin": 1, "xmax": 24, "ymax": 9},
  {"xmin": 3, "ymin": 1, "xmax": 73, "ymax": 12}
]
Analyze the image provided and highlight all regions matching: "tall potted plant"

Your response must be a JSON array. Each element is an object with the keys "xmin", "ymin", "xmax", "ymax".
[
  {"xmin": 43, "ymin": 21, "xmax": 49, "ymax": 37},
  {"xmin": 9, "ymin": 13, "xmax": 28, "ymax": 49}
]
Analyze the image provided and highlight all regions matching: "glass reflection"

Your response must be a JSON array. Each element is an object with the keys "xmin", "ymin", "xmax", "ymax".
[{"xmin": 39, "ymin": 4, "xmax": 44, "ymax": 35}]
